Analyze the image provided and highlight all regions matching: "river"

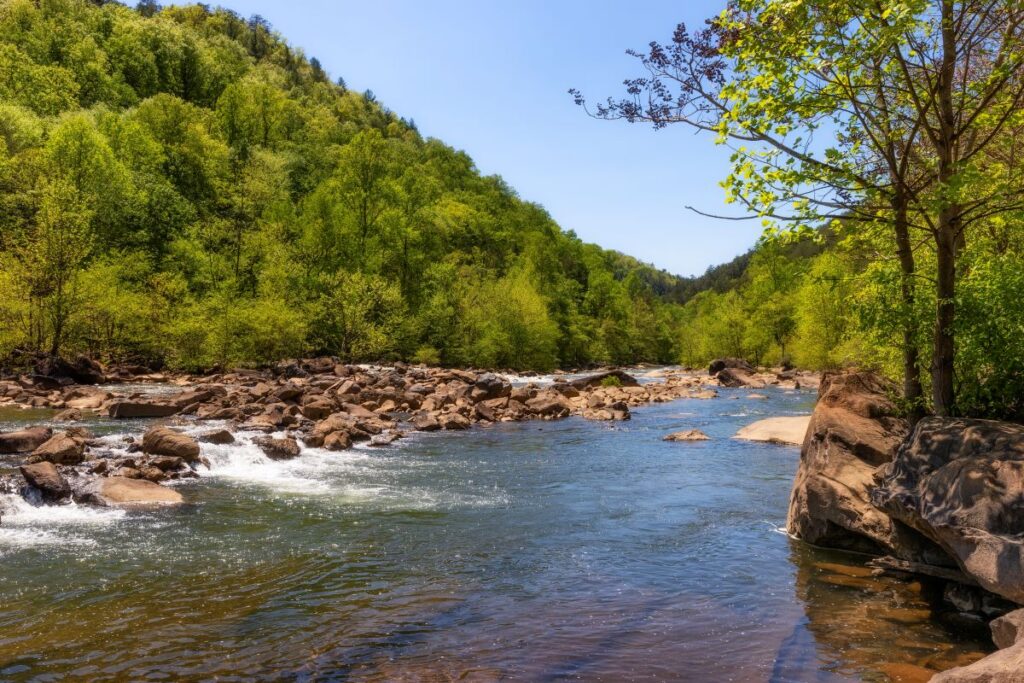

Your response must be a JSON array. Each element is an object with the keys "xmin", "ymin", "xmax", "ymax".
[{"xmin": 0, "ymin": 380, "xmax": 991, "ymax": 681}]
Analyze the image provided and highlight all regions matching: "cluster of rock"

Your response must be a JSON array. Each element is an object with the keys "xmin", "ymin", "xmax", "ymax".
[
  {"xmin": 787, "ymin": 370, "xmax": 1024, "ymax": 681},
  {"xmin": 0, "ymin": 360, "xmax": 758, "ymax": 513}
]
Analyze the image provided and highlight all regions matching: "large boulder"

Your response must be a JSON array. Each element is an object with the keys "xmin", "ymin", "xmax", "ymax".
[
  {"xmin": 872, "ymin": 418, "xmax": 1024, "ymax": 605},
  {"xmin": 75, "ymin": 476, "xmax": 184, "ymax": 507},
  {"xmin": 36, "ymin": 354, "xmax": 104, "ymax": 384},
  {"xmin": 0, "ymin": 426, "xmax": 53, "ymax": 454},
  {"xmin": 142, "ymin": 426, "xmax": 200, "ymax": 462},
  {"xmin": 19, "ymin": 462, "xmax": 70, "ymax": 501},
  {"xmin": 26, "ymin": 432, "xmax": 86, "ymax": 465},
  {"xmin": 734, "ymin": 416, "xmax": 811, "ymax": 446},
  {"xmin": 786, "ymin": 371, "xmax": 936, "ymax": 558}
]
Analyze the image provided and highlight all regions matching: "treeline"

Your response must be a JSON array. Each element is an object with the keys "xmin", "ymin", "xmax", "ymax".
[{"xmin": 0, "ymin": 0, "xmax": 688, "ymax": 373}]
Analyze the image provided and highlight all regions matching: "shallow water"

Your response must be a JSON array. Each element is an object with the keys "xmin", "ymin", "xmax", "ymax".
[{"xmin": 0, "ymin": 385, "xmax": 991, "ymax": 681}]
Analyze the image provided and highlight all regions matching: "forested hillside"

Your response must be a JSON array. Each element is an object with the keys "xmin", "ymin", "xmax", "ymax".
[{"xmin": 0, "ymin": 0, "xmax": 694, "ymax": 372}]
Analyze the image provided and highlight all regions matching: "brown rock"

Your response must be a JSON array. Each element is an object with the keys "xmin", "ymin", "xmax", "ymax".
[
  {"xmin": 786, "ymin": 371, "xmax": 932, "ymax": 559},
  {"xmin": 198, "ymin": 429, "xmax": 235, "ymax": 445},
  {"xmin": 142, "ymin": 426, "xmax": 201, "ymax": 462},
  {"xmin": 991, "ymin": 609, "xmax": 1024, "ymax": 650},
  {"xmin": 75, "ymin": 476, "xmax": 184, "ymax": 507},
  {"xmin": 108, "ymin": 401, "xmax": 179, "ymax": 419},
  {"xmin": 412, "ymin": 413, "xmax": 441, "ymax": 432},
  {"xmin": 27, "ymin": 432, "xmax": 86, "ymax": 465},
  {"xmin": 716, "ymin": 367, "xmax": 766, "ymax": 389},
  {"xmin": 323, "ymin": 431, "xmax": 352, "ymax": 451},
  {"xmin": 569, "ymin": 370, "xmax": 639, "ymax": 390},
  {"xmin": 254, "ymin": 436, "xmax": 301, "ymax": 460},
  {"xmin": 0, "ymin": 426, "xmax": 53, "ymax": 454},
  {"xmin": 439, "ymin": 413, "xmax": 471, "ymax": 430},
  {"xmin": 19, "ymin": 462, "xmax": 70, "ymax": 501}
]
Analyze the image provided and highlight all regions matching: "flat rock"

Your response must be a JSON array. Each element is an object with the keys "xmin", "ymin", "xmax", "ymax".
[
  {"xmin": 75, "ymin": 476, "xmax": 184, "ymax": 507},
  {"xmin": 108, "ymin": 401, "xmax": 179, "ymax": 419},
  {"xmin": 734, "ymin": 416, "xmax": 810, "ymax": 446}
]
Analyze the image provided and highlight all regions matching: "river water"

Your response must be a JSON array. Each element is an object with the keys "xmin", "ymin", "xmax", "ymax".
[{"xmin": 0, "ymin": 382, "xmax": 991, "ymax": 681}]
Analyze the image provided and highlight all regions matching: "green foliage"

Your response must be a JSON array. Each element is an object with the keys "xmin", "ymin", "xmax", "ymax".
[
  {"xmin": 0, "ymin": 0, "xmax": 692, "ymax": 371},
  {"xmin": 600, "ymin": 376, "xmax": 622, "ymax": 388}
]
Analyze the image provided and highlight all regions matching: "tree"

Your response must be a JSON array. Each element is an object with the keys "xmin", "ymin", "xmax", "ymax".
[{"xmin": 574, "ymin": 0, "xmax": 1024, "ymax": 415}]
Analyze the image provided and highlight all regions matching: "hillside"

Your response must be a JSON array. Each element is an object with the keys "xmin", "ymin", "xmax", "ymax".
[{"xmin": 0, "ymin": 0, "xmax": 690, "ymax": 371}]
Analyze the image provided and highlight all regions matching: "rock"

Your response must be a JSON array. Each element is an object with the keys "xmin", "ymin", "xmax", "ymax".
[
  {"xmin": 142, "ymin": 426, "xmax": 200, "ymax": 462},
  {"xmin": 716, "ymin": 367, "xmax": 766, "ymax": 389},
  {"xmin": 75, "ymin": 476, "xmax": 184, "ymax": 507},
  {"xmin": 27, "ymin": 432, "xmax": 86, "ymax": 465},
  {"xmin": 992, "ymin": 609, "xmax": 1024, "ymax": 650},
  {"xmin": 525, "ymin": 394, "xmax": 571, "ymax": 417},
  {"xmin": 931, "ymin": 641, "xmax": 1024, "ymax": 682},
  {"xmin": 0, "ymin": 426, "xmax": 53, "ymax": 454},
  {"xmin": 709, "ymin": 358, "xmax": 754, "ymax": 375},
  {"xmin": 569, "ymin": 370, "xmax": 639, "ymax": 390},
  {"xmin": 146, "ymin": 455, "xmax": 185, "ymax": 472},
  {"xmin": 412, "ymin": 413, "xmax": 441, "ymax": 432},
  {"xmin": 198, "ymin": 429, "xmax": 235, "ymax": 445},
  {"xmin": 370, "ymin": 431, "xmax": 403, "ymax": 446},
  {"xmin": 734, "ymin": 416, "xmax": 810, "ymax": 446},
  {"xmin": 470, "ymin": 373, "xmax": 512, "ymax": 402},
  {"xmin": 254, "ymin": 436, "xmax": 301, "ymax": 460},
  {"xmin": 19, "ymin": 462, "xmax": 70, "ymax": 501},
  {"xmin": 108, "ymin": 401, "xmax": 179, "ymax": 419},
  {"xmin": 872, "ymin": 418, "xmax": 1024, "ymax": 605},
  {"xmin": 439, "ymin": 413, "xmax": 471, "ymax": 430},
  {"xmin": 323, "ymin": 431, "xmax": 353, "ymax": 451},
  {"xmin": 36, "ymin": 354, "xmax": 105, "ymax": 384},
  {"xmin": 786, "ymin": 371, "xmax": 934, "ymax": 559},
  {"xmin": 664, "ymin": 429, "xmax": 710, "ymax": 442},
  {"xmin": 53, "ymin": 407, "xmax": 84, "ymax": 422}
]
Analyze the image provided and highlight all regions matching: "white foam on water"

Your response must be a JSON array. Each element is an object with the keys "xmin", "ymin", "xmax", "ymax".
[{"xmin": 0, "ymin": 493, "xmax": 126, "ymax": 551}]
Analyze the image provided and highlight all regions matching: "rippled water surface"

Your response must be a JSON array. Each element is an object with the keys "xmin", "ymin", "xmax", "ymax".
[{"xmin": 0, "ymin": 385, "xmax": 991, "ymax": 681}]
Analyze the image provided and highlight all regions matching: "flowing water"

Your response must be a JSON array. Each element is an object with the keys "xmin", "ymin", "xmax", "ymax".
[{"xmin": 0, "ymin": 383, "xmax": 992, "ymax": 681}]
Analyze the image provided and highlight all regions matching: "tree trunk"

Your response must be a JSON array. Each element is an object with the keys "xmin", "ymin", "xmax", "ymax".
[
  {"xmin": 932, "ymin": 214, "xmax": 957, "ymax": 416},
  {"xmin": 893, "ymin": 201, "xmax": 923, "ymax": 412}
]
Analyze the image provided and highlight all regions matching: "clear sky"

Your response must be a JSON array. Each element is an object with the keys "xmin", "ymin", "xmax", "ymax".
[{"xmin": 206, "ymin": 0, "xmax": 763, "ymax": 277}]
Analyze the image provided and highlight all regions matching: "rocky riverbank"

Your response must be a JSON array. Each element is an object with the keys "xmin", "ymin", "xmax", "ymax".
[{"xmin": 788, "ymin": 369, "xmax": 1024, "ymax": 682}]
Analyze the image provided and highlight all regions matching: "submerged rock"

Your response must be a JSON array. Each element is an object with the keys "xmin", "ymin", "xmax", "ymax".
[
  {"xmin": 664, "ymin": 429, "xmax": 710, "ymax": 442},
  {"xmin": 932, "ymin": 608, "xmax": 1024, "ymax": 682},
  {"xmin": 734, "ymin": 416, "xmax": 810, "ymax": 446}
]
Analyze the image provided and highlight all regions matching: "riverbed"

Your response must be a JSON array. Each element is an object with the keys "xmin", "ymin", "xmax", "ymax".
[{"xmin": 0, "ymin": 384, "xmax": 991, "ymax": 681}]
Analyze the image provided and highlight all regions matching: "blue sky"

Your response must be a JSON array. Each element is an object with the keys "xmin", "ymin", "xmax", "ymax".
[{"xmin": 209, "ymin": 0, "xmax": 762, "ymax": 277}]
